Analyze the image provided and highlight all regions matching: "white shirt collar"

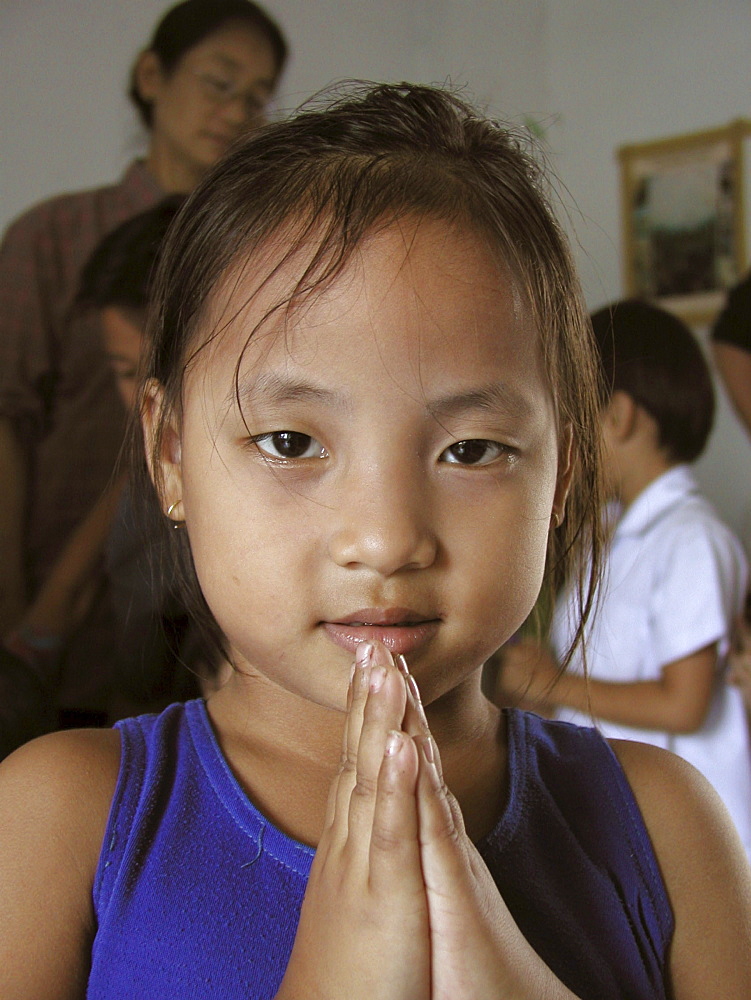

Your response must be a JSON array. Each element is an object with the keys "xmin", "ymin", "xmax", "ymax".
[{"xmin": 615, "ymin": 465, "xmax": 699, "ymax": 539}]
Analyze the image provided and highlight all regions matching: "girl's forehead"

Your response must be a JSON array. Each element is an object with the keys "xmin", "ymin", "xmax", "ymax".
[
  {"xmin": 180, "ymin": 219, "xmax": 560, "ymax": 438},
  {"xmin": 187, "ymin": 217, "xmax": 551, "ymax": 420},
  {"xmin": 205, "ymin": 218, "xmax": 530, "ymax": 346}
]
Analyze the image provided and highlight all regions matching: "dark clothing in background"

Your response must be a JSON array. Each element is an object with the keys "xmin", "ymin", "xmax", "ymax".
[{"xmin": 0, "ymin": 161, "xmax": 161, "ymax": 712}]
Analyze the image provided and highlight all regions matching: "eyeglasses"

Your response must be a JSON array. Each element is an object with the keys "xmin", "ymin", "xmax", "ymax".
[{"xmin": 191, "ymin": 70, "xmax": 268, "ymax": 120}]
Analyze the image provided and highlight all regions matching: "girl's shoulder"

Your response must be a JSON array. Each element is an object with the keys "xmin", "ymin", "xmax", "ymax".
[
  {"xmin": 0, "ymin": 722, "xmax": 121, "ymax": 816},
  {"xmin": 610, "ymin": 737, "xmax": 747, "ymax": 860},
  {"xmin": 0, "ymin": 728, "xmax": 120, "ymax": 998},
  {"xmin": 0, "ymin": 724, "xmax": 120, "ymax": 850},
  {"xmin": 610, "ymin": 739, "xmax": 751, "ymax": 993}
]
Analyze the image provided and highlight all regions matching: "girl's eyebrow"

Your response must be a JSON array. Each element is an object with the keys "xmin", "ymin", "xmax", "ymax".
[
  {"xmin": 234, "ymin": 374, "xmax": 532, "ymax": 418},
  {"xmin": 234, "ymin": 372, "xmax": 352, "ymax": 412},
  {"xmin": 427, "ymin": 383, "xmax": 535, "ymax": 420}
]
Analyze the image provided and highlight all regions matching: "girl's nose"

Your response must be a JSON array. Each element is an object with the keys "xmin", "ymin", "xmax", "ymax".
[{"xmin": 327, "ymin": 472, "xmax": 438, "ymax": 576}]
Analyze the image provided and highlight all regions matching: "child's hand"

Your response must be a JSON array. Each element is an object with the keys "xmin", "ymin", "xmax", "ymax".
[
  {"xmin": 402, "ymin": 662, "xmax": 577, "ymax": 1000},
  {"xmin": 275, "ymin": 642, "xmax": 431, "ymax": 1000}
]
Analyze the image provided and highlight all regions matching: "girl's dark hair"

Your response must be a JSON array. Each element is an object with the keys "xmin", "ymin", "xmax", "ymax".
[
  {"xmin": 141, "ymin": 81, "xmax": 605, "ymax": 667},
  {"xmin": 129, "ymin": 0, "xmax": 288, "ymax": 128},
  {"xmin": 77, "ymin": 196, "xmax": 185, "ymax": 315},
  {"xmin": 591, "ymin": 298, "xmax": 715, "ymax": 463}
]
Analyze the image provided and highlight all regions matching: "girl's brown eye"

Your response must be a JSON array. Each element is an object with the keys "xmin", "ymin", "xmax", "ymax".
[
  {"xmin": 441, "ymin": 439, "xmax": 506, "ymax": 466},
  {"xmin": 252, "ymin": 431, "xmax": 327, "ymax": 460}
]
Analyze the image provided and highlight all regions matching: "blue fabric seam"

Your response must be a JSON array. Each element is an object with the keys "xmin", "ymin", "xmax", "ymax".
[{"xmin": 186, "ymin": 700, "xmax": 315, "ymax": 874}]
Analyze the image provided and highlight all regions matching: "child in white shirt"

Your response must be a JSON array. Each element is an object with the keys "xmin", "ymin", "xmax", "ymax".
[{"xmin": 500, "ymin": 298, "xmax": 751, "ymax": 858}]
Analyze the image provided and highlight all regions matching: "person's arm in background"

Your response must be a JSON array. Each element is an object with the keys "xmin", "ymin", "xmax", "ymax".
[
  {"xmin": 16, "ymin": 472, "xmax": 127, "ymax": 641},
  {"xmin": 0, "ymin": 207, "xmax": 59, "ymax": 638},
  {"xmin": 0, "ymin": 467, "xmax": 126, "ymax": 758},
  {"xmin": 498, "ymin": 639, "xmax": 717, "ymax": 732},
  {"xmin": 0, "ymin": 418, "xmax": 28, "ymax": 635},
  {"xmin": 499, "ymin": 512, "xmax": 746, "ymax": 735}
]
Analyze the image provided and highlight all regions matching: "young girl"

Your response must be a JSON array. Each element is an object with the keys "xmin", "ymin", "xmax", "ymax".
[{"xmin": 0, "ymin": 83, "xmax": 749, "ymax": 1000}]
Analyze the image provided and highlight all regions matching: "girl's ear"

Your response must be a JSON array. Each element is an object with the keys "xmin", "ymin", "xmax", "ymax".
[
  {"xmin": 141, "ymin": 379, "xmax": 183, "ymax": 517},
  {"xmin": 552, "ymin": 422, "xmax": 575, "ymax": 526},
  {"xmin": 132, "ymin": 50, "xmax": 164, "ymax": 106}
]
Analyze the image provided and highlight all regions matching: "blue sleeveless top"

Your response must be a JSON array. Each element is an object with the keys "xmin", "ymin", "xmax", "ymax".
[{"xmin": 88, "ymin": 701, "xmax": 673, "ymax": 999}]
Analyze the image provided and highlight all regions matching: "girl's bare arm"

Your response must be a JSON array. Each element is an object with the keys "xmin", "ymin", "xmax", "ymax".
[
  {"xmin": 0, "ymin": 729, "xmax": 120, "ymax": 1000},
  {"xmin": 614, "ymin": 740, "xmax": 751, "ymax": 997}
]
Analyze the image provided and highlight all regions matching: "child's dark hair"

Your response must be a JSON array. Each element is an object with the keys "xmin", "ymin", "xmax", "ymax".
[
  {"xmin": 591, "ymin": 298, "xmax": 715, "ymax": 463},
  {"xmin": 76, "ymin": 196, "xmax": 186, "ymax": 318},
  {"xmin": 140, "ymin": 81, "xmax": 605, "ymax": 667},
  {"xmin": 129, "ymin": 0, "xmax": 289, "ymax": 128}
]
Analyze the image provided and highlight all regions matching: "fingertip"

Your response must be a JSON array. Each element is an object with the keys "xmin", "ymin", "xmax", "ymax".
[
  {"xmin": 356, "ymin": 640, "xmax": 374, "ymax": 668},
  {"xmin": 369, "ymin": 640, "xmax": 394, "ymax": 667},
  {"xmin": 381, "ymin": 730, "xmax": 419, "ymax": 785},
  {"xmin": 418, "ymin": 733, "xmax": 434, "ymax": 765},
  {"xmin": 369, "ymin": 665, "xmax": 387, "ymax": 692},
  {"xmin": 385, "ymin": 729, "xmax": 405, "ymax": 757},
  {"xmin": 415, "ymin": 735, "xmax": 441, "ymax": 788},
  {"xmin": 406, "ymin": 672, "xmax": 423, "ymax": 711}
]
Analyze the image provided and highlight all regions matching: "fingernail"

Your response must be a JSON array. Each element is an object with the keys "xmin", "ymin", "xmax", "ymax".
[
  {"xmin": 385, "ymin": 730, "xmax": 403, "ymax": 756},
  {"xmin": 370, "ymin": 642, "xmax": 393, "ymax": 667},
  {"xmin": 395, "ymin": 654, "xmax": 409, "ymax": 677},
  {"xmin": 421, "ymin": 735, "xmax": 435, "ymax": 764},
  {"xmin": 407, "ymin": 673, "xmax": 421, "ymax": 704},
  {"xmin": 370, "ymin": 665, "xmax": 386, "ymax": 692},
  {"xmin": 356, "ymin": 641, "xmax": 374, "ymax": 668}
]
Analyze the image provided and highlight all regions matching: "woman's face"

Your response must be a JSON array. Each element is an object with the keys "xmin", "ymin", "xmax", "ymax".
[{"xmin": 137, "ymin": 21, "xmax": 279, "ymax": 189}]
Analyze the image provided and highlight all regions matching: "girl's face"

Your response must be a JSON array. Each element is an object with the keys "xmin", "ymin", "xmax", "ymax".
[
  {"xmin": 154, "ymin": 219, "xmax": 570, "ymax": 711},
  {"xmin": 137, "ymin": 22, "xmax": 278, "ymax": 187}
]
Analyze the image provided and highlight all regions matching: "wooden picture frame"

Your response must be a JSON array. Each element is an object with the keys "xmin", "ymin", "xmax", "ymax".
[{"xmin": 618, "ymin": 119, "xmax": 751, "ymax": 325}]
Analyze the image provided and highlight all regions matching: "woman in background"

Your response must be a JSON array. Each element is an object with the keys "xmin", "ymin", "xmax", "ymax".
[{"xmin": 0, "ymin": 0, "xmax": 288, "ymax": 726}]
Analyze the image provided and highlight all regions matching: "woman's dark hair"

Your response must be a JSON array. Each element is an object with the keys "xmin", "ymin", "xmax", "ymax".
[
  {"xmin": 140, "ymin": 81, "xmax": 605, "ymax": 669},
  {"xmin": 77, "ymin": 196, "xmax": 185, "ymax": 316},
  {"xmin": 591, "ymin": 298, "xmax": 715, "ymax": 463},
  {"xmin": 129, "ymin": 0, "xmax": 288, "ymax": 128}
]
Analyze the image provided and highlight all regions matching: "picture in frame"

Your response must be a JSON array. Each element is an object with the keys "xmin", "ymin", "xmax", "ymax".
[{"xmin": 618, "ymin": 119, "xmax": 751, "ymax": 325}]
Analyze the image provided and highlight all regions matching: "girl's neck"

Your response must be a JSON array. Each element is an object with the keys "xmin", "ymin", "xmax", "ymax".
[
  {"xmin": 206, "ymin": 670, "xmax": 507, "ymax": 847},
  {"xmin": 426, "ymin": 683, "xmax": 507, "ymax": 841},
  {"xmin": 207, "ymin": 673, "xmax": 355, "ymax": 846}
]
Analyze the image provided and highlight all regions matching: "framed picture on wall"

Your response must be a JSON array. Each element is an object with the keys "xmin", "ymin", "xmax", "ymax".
[{"xmin": 618, "ymin": 119, "xmax": 751, "ymax": 325}]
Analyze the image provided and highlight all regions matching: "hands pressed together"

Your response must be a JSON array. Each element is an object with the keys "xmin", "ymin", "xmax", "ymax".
[{"xmin": 276, "ymin": 641, "xmax": 577, "ymax": 1000}]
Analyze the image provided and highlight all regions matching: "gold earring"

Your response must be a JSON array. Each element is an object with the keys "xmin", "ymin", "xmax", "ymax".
[{"xmin": 166, "ymin": 500, "xmax": 183, "ymax": 528}]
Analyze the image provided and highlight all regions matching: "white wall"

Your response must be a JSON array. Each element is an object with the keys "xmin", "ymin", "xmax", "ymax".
[
  {"xmin": 542, "ymin": 0, "xmax": 751, "ymax": 540},
  {"xmin": 0, "ymin": 0, "xmax": 549, "ymax": 229},
  {"xmin": 2, "ymin": 0, "xmax": 750, "ymax": 535}
]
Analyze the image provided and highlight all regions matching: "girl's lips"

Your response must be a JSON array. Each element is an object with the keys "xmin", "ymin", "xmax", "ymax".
[{"xmin": 322, "ymin": 620, "xmax": 440, "ymax": 656}]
